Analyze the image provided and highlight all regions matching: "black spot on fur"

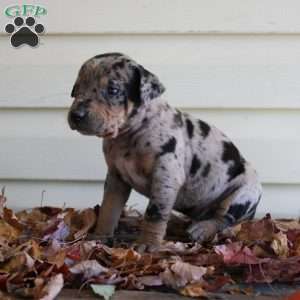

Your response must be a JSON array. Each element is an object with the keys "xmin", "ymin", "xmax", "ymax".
[
  {"xmin": 202, "ymin": 163, "xmax": 211, "ymax": 177},
  {"xmin": 94, "ymin": 52, "xmax": 123, "ymax": 59},
  {"xmin": 115, "ymin": 171, "xmax": 123, "ymax": 181},
  {"xmin": 190, "ymin": 155, "xmax": 201, "ymax": 177},
  {"xmin": 186, "ymin": 119, "xmax": 194, "ymax": 139},
  {"xmin": 222, "ymin": 141, "xmax": 246, "ymax": 182},
  {"xmin": 198, "ymin": 120, "xmax": 211, "ymax": 138},
  {"xmin": 129, "ymin": 107, "xmax": 139, "ymax": 119},
  {"xmin": 151, "ymin": 82, "xmax": 160, "ymax": 93},
  {"xmin": 142, "ymin": 117, "xmax": 148, "ymax": 124},
  {"xmin": 145, "ymin": 203, "xmax": 165, "ymax": 221},
  {"xmin": 160, "ymin": 137, "xmax": 177, "ymax": 156},
  {"xmin": 112, "ymin": 60, "xmax": 125, "ymax": 70},
  {"xmin": 124, "ymin": 151, "xmax": 130, "ymax": 158},
  {"xmin": 173, "ymin": 110, "xmax": 183, "ymax": 127},
  {"xmin": 247, "ymin": 198, "xmax": 260, "ymax": 217},
  {"xmin": 214, "ymin": 186, "xmax": 239, "ymax": 206},
  {"xmin": 71, "ymin": 83, "xmax": 78, "ymax": 97},
  {"xmin": 139, "ymin": 66, "xmax": 165, "ymax": 100},
  {"xmin": 126, "ymin": 67, "xmax": 141, "ymax": 106},
  {"xmin": 145, "ymin": 141, "xmax": 151, "ymax": 147},
  {"xmin": 226, "ymin": 201, "xmax": 251, "ymax": 223}
]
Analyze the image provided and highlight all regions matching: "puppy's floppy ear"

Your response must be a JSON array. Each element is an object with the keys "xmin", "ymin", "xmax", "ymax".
[
  {"xmin": 128, "ymin": 65, "xmax": 165, "ymax": 105},
  {"xmin": 139, "ymin": 65, "xmax": 165, "ymax": 102}
]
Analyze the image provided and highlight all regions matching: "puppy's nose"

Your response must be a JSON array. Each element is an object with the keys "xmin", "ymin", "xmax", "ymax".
[{"xmin": 70, "ymin": 108, "xmax": 87, "ymax": 124}]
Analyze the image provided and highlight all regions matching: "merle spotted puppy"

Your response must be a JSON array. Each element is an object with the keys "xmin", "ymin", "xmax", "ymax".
[{"xmin": 68, "ymin": 53, "xmax": 262, "ymax": 249}]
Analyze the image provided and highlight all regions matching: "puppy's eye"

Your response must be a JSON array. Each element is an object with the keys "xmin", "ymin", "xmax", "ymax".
[{"xmin": 107, "ymin": 86, "xmax": 119, "ymax": 96}]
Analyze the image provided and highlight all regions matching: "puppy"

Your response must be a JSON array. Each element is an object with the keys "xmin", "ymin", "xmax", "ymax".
[{"xmin": 68, "ymin": 53, "xmax": 262, "ymax": 249}]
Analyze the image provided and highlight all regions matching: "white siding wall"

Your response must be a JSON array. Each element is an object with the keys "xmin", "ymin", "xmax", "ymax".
[{"xmin": 0, "ymin": 0, "xmax": 299, "ymax": 216}]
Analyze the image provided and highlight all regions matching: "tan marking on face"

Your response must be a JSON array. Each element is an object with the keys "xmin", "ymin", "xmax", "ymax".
[
  {"xmin": 99, "ymin": 76, "xmax": 109, "ymax": 87},
  {"xmin": 125, "ymin": 100, "xmax": 134, "ymax": 116},
  {"xmin": 89, "ymin": 101, "xmax": 127, "ymax": 137}
]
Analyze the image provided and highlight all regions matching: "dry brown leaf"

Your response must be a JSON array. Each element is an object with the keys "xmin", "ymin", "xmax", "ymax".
[
  {"xmin": 111, "ymin": 248, "xmax": 141, "ymax": 267},
  {"xmin": 161, "ymin": 261, "xmax": 207, "ymax": 289},
  {"xmin": 271, "ymin": 232, "xmax": 289, "ymax": 257},
  {"xmin": 180, "ymin": 282, "xmax": 207, "ymax": 297},
  {"xmin": 0, "ymin": 290, "xmax": 13, "ymax": 300},
  {"xmin": 70, "ymin": 260, "xmax": 108, "ymax": 279},
  {"xmin": 74, "ymin": 208, "xmax": 96, "ymax": 239},
  {"xmin": 39, "ymin": 273, "xmax": 64, "ymax": 300},
  {"xmin": 3, "ymin": 207, "xmax": 23, "ymax": 231},
  {"xmin": 274, "ymin": 219, "xmax": 300, "ymax": 232},
  {"xmin": 47, "ymin": 249, "xmax": 66, "ymax": 268},
  {"xmin": 16, "ymin": 207, "xmax": 48, "ymax": 224},
  {"xmin": 138, "ymin": 275, "xmax": 163, "ymax": 286},
  {"xmin": 236, "ymin": 215, "xmax": 277, "ymax": 242},
  {"xmin": 0, "ymin": 219, "xmax": 20, "ymax": 241},
  {"xmin": 251, "ymin": 244, "xmax": 271, "ymax": 258},
  {"xmin": 1, "ymin": 253, "xmax": 26, "ymax": 273},
  {"xmin": 215, "ymin": 242, "xmax": 266, "ymax": 265}
]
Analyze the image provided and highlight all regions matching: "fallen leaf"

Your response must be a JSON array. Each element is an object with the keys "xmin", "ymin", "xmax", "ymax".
[
  {"xmin": 111, "ymin": 248, "xmax": 141, "ymax": 267},
  {"xmin": 90, "ymin": 284, "xmax": 115, "ymax": 300},
  {"xmin": 69, "ymin": 260, "xmax": 108, "ymax": 279},
  {"xmin": 215, "ymin": 242, "xmax": 266, "ymax": 265},
  {"xmin": 47, "ymin": 249, "xmax": 66, "ymax": 268},
  {"xmin": 161, "ymin": 261, "xmax": 207, "ymax": 289},
  {"xmin": 0, "ymin": 220, "xmax": 20, "ymax": 241},
  {"xmin": 275, "ymin": 219, "xmax": 300, "ymax": 232},
  {"xmin": 271, "ymin": 232, "xmax": 289, "ymax": 257},
  {"xmin": 0, "ymin": 290, "xmax": 13, "ymax": 300},
  {"xmin": 43, "ymin": 219, "xmax": 70, "ymax": 242},
  {"xmin": 246, "ymin": 256, "xmax": 300, "ymax": 283},
  {"xmin": 236, "ymin": 215, "xmax": 277, "ymax": 242},
  {"xmin": 284, "ymin": 291, "xmax": 300, "ymax": 300},
  {"xmin": 180, "ymin": 282, "xmax": 206, "ymax": 297},
  {"xmin": 39, "ymin": 273, "xmax": 64, "ymax": 300},
  {"xmin": 74, "ymin": 208, "xmax": 96, "ymax": 239},
  {"xmin": 138, "ymin": 275, "xmax": 163, "ymax": 286}
]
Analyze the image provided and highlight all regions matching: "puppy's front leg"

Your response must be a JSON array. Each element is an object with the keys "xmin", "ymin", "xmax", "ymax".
[
  {"xmin": 138, "ymin": 158, "xmax": 185, "ymax": 249},
  {"xmin": 94, "ymin": 170, "xmax": 131, "ymax": 238}
]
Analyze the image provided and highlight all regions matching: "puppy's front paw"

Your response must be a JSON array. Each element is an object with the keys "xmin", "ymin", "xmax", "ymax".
[{"xmin": 187, "ymin": 220, "xmax": 219, "ymax": 243}]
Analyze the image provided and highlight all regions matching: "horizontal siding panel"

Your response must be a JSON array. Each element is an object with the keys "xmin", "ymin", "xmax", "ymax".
[
  {"xmin": 0, "ymin": 137, "xmax": 299, "ymax": 184},
  {"xmin": 0, "ymin": 108, "xmax": 299, "ymax": 184},
  {"xmin": 1, "ymin": 108, "xmax": 299, "ymax": 140},
  {"xmin": 0, "ymin": 180, "xmax": 299, "ymax": 218},
  {"xmin": 2, "ymin": 35, "xmax": 300, "ymax": 109},
  {"xmin": 0, "ymin": 180, "xmax": 148, "ymax": 213},
  {"xmin": 2, "ymin": 64, "xmax": 300, "ymax": 109},
  {"xmin": 1, "ymin": 0, "xmax": 300, "ymax": 34}
]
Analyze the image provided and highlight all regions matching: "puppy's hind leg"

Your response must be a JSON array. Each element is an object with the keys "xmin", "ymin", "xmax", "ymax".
[{"xmin": 187, "ymin": 183, "xmax": 262, "ymax": 242}]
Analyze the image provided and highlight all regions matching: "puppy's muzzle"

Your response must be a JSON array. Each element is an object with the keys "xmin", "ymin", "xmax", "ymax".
[{"xmin": 68, "ymin": 106, "xmax": 88, "ymax": 130}]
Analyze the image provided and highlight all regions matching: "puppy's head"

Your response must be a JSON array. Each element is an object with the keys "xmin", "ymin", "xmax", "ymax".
[{"xmin": 68, "ymin": 53, "xmax": 165, "ymax": 138}]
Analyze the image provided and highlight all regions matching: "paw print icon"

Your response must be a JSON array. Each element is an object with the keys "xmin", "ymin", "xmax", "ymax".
[{"xmin": 5, "ymin": 16, "xmax": 45, "ymax": 47}]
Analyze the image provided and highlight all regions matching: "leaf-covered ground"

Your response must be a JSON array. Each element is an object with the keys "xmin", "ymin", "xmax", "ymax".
[{"xmin": 0, "ymin": 189, "xmax": 299, "ymax": 299}]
